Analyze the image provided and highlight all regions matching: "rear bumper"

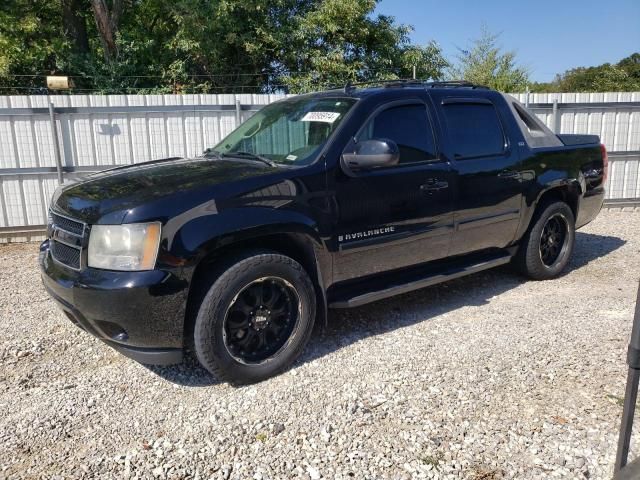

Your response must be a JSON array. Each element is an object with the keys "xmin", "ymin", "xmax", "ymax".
[
  {"xmin": 576, "ymin": 188, "xmax": 605, "ymax": 229},
  {"xmin": 39, "ymin": 240, "xmax": 186, "ymax": 365}
]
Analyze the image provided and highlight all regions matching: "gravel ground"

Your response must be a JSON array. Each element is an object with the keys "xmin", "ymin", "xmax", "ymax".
[{"xmin": 2, "ymin": 211, "xmax": 640, "ymax": 480}]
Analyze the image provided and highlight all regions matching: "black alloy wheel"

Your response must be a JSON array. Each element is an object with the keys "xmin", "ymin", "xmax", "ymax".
[
  {"xmin": 539, "ymin": 213, "xmax": 569, "ymax": 267},
  {"xmin": 193, "ymin": 250, "xmax": 316, "ymax": 384},
  {"xmin": 514, "ymin": 200, "xmax": 576, "ymax": 280},
  {"xmin": 223, "ymin": 277, "xmax": 300, "ymax": 363}
]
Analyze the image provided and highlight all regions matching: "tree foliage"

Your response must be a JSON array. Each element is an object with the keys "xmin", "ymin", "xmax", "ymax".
[
  {"xmin": 450, "ymin": 27, "xmax": 529, "ymax": 92},
  {"xmin": 0, "ymin": 0, "xmax": 448, "ymax": 94},
  {"xmin": 2, "ymin": 1, "xmax": 635, "ymax": 95},
  {"xmin": 0, "ymin": 0, "xmax": 65, "ymax": 92},
  {"xmin": 531, "ymin": 53, "xmax": 640, "ymax": 92},
  {"xmin": 280, "ymin": 0, "xmax": 447, "ymax": 91}
]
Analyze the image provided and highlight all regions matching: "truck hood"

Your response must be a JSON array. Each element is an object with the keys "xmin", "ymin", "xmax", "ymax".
[{"xmin": 52, "ymin": 156, "xmax": 278, "ymax": 224}]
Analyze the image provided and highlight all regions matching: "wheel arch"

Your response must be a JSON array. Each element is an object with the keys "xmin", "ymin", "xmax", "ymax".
[
  {"xmin": 535, "ymin": 182, "xmax": 581, "ymax": 219},
  {"xmin": 183, "ymin": 228, "xmax": 330, "ymax": 346},
  {"xmin": 516, "ymin": 180, "xmax": 581, "ymax": 245}
]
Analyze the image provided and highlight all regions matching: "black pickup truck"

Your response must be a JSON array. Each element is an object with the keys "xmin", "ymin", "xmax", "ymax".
[{"xmin": 39, "ymin": 80, "xmax": 607, "ymax": 383}]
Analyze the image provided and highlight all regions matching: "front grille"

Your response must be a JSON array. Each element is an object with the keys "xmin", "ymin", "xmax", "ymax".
[
  {"xmin": 49, "ymin": 211, "xmax": 86, "ymax": 270},
  {"xmin": 51, "ymin": 212, "xmax": 84, "ymax": 236},
  {"xmin": 51, "ymin": 240, "xmax": 81, "ymax": 270}
]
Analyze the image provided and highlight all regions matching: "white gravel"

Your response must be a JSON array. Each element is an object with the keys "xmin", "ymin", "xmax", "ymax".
[{"xmin": 2, "ymin": 211, "xmax": 640, "ymax": 479}]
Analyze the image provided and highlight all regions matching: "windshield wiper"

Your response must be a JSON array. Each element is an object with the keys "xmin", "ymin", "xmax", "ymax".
[
  {"xmin": 221, "ymin": 151, "xmax": 278, "ymax": 167},
  {"xmin": 202, "ymin": 148, "xmax": 223, "ymax": 159}
]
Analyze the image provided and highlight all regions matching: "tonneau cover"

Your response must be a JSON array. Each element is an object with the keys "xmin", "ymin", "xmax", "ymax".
[{"xmin": 557, "ymin": 134, "xmax": 600, "ymax": 146}]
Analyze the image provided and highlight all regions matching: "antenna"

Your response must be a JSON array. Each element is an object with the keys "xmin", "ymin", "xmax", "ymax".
[{"xmin": 344, "ymin": 81, "xmax": 355, "ymax": 94}]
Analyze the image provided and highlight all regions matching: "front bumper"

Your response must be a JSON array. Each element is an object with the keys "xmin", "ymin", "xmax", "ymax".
[{"xmin": 39, "ymin": 240, "xmax": 186, "ymax": 365}]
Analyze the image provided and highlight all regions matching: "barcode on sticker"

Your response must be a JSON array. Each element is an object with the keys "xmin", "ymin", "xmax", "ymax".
[{"xmin": 301, "ymin": 111, "xmax": 341, "ymax": 123}]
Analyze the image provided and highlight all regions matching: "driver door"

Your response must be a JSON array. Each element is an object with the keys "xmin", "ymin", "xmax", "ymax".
[{"xmin": 329, "ymin": 99, "xmax": 455, "ymax": 283}]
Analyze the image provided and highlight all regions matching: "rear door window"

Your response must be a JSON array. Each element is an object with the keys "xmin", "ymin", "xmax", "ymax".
[
  {"xmin": 358, "ymin": 104, "xmax": 437, "ymax": 164},
  {"xmin": 441, "ymin": 101, "xmax": 506, "ymax": 159}
]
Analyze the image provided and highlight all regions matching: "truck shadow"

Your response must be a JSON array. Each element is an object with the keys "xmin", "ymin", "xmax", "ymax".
[
  {"xmin": 144, "ymin": 352, "xmax": 221, "ymax": 387},
  {"xmin": 146, "ymin": 231, "xmax": 625, "ymax": 386},
  {"xmin": 298, "ymin": 231, "xmax": 626, "ymax": 368}
]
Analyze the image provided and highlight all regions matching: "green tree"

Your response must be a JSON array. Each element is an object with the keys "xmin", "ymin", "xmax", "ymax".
[
  {"xmin": 450, "ymin": 26, "xmax": 529, "ymax": 92},
  {"xmin": 531, "ymin": 53, "xmax": 640, "ymax": 92},
  {"xmin": 279, "ymin": 0, "xmax": 447, "ymax": 92},
  {"xmin": 0, "ymin": 0, "xmax": 66, "ymax": 93},
  {"xmin": 0, "ymin": 0, "xmax": 448, "ymax": 94}
]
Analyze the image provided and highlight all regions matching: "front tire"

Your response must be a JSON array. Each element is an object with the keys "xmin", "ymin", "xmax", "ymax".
[
  {"xmin": 515, "ymin": 201, "xmax": 575, "ymax": 280},
  {"xmin": 193, "ymin": 251, "xmax": 316, "ymax": 384}
]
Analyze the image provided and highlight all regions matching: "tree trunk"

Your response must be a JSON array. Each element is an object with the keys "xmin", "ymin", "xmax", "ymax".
[
  {"xmin": 90, "ymin": 0, "xmax": 124, "ymax": 62},
  {"xmin": 62, "ymin": 0, "xmax": 90, "ymax": 54}
]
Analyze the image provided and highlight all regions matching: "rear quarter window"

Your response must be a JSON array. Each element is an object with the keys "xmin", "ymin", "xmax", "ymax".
[{"xmin": 442, "ymin": 102, "xmax": 506, "ymax": 159}]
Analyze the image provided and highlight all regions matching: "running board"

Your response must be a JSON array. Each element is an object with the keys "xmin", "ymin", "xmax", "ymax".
[{"xmin": 328, "ymin": 252, "xmax": 512, "ymax": 309}]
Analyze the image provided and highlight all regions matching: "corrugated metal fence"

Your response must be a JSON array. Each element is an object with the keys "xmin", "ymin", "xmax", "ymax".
[{"xmin": 0, "ymin": 91, "xmax": 639, "ymax": 242}]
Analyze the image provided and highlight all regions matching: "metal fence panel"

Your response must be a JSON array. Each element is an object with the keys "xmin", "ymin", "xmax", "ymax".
[{"xmin": 1, "ymin": 92, "xmax": 639, "ymax": 241}]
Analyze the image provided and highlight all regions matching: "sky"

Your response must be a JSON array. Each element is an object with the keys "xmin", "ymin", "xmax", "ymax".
[{"xmin": 375, "ymin": 0, "xmax": 640, "ymax": 83}]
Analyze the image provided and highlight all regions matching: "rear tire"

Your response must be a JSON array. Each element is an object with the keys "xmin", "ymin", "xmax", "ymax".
[
  {"xmin": 193, "ymin": 251, "xmax": 316, "ymax": 384},
  {"xmin": 515, "ymin": 201, "xmax": 575, "ymax": 280}
]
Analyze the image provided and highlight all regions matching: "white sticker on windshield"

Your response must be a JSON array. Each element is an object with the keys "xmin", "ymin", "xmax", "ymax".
[
  {"xmin": 286, "ymin": 154, "xmax": 297, "ymax": 161},
  {"xmin": 301, "ymin": 111, "xmax": 341, "ymax": 123}
]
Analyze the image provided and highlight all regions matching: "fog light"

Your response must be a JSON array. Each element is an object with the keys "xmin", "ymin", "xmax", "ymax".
[
  {"xmin": 112, "ymin": 332, "xmax": 129, "ymax": 342},
  {"xmin": 96, "ymin": 320, "xmax": 129, "ymax": 342}
]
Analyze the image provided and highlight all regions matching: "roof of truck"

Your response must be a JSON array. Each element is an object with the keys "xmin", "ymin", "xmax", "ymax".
[
  {"xmin": 293, "ymin": 80, "xmax": 565, "ymax": 149},
  {"xmin": 289, "ymin": 80, "xmax": 497, "ymax": 102},
  {"xmin": 329, "ymin": 79, "xmax": 492, "ymax": 96}
]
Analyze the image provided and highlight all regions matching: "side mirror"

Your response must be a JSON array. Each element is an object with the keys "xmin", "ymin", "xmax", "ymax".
[{"xmin": 341, "ymin": 138, "xmax": 399, "ymax": 174}]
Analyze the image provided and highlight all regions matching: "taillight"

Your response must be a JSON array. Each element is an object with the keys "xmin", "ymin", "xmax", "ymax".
[{"xmin": 600, "ymin": 143, "xmax": 609, "ymax": 182}]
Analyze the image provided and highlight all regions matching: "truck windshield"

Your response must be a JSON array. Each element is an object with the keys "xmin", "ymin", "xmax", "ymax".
[{"xmin": 209, "ymin": 96, "xmax": 356, "ymax": 166}]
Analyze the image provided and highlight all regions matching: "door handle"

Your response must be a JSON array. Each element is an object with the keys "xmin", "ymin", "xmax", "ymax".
[
  {"xmin": 420, "ymin": 180, "xmax": 449, "ymax": 192},
  {"xmin": 497, "ymin": 170, "xmax": 521, "ymax": 179}
]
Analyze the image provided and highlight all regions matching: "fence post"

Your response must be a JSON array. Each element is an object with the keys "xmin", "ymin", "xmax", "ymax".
[
  {"xmin": 48, "ymin": 101, "xmax": 64, "ymax": 185},
  {"xmin": 552, "ymin": 99, "xmax": 560, "ymax": 134},
  {"xmin": 615, "ymin": 281, "xmax": 640, "ymax": 473},
  {"xmin": 235, "ymin": 97, "xmax": 241, "ymax": 127}
]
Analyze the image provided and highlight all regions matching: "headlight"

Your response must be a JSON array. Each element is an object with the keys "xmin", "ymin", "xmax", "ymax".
[{"xmin": 88, "ymin": 223, "xmax": 161, "ymax": 271}]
